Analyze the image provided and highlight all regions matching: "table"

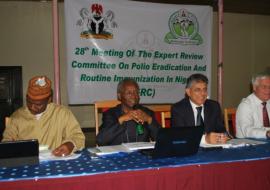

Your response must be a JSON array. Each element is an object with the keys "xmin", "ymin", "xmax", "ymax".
[{"xmin": 1, "ymin": 142, "xmax": 270, "ymax": 190}]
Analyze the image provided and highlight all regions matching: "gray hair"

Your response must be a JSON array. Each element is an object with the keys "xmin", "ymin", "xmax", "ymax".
[
  {"xmin": 251, "ymin": 72, "xmax": 270, "ymax": 86},
  {"xmin": 185, "ymin": 73, "xmax": 208, "ymax": 88},
  {"xmin": 117, "ymin": 78, "xmax": 139, "ymax": 94}
]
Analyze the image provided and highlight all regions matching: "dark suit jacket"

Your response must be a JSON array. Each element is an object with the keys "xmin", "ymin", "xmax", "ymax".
[
  {"xmin": 96, "ymin": 104, "xmax": 160, "ymax": 146},
  {"xmin": 171, "ymin": 98, "xmax": 225, "ymax": 133}
]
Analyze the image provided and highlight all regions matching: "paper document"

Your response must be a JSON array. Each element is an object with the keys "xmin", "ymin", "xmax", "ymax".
[
  {"xmin": 39, "ymin": 149, "xmax": 81, "ymax": 162},
  {"xmin": 200, "ymin": 134, "xmax": 267, "ymax": 149},
  {"xmin": 91, "ymin": 145, "xmax": 131, "ymax": 155},
  {"xmin": 88, "ymin": 142, "xmax": 155, "ymax": 156},
  {"xmin": 228, "ymin": 138, "xmax": 266, "ymax": 146},
  {"xmin": 122, "ymin": 142, "xmax": 155, "ymax": 151}
]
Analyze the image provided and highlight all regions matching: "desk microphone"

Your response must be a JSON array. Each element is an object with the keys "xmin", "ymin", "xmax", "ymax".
[{"xmin": 133, "ymin": 104, "xmax": 144, "ymax": 135}]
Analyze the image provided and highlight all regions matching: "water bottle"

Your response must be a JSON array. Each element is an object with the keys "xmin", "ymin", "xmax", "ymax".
[
  {"xmin": 133, "ymin": 104, "xmax": 144, "ymax": 135},
  {"xmin": 136, "ymin": 123, "xmax": 144, "ymax": 135}
]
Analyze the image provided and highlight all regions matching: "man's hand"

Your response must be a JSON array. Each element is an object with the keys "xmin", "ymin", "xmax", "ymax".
[
  {"xmin": 52, "ymin": 142, "xmax": 75, "ymax": 157},
  {"xmin": 118, "ymin": 111, "xmax": 135, "ymax": 124},
  {"xmin": 118, "ymin": 110, "xmax": 152, "ymax": 125},
  {"xmin": 132, "ymin": 109, "xmax": 152, "ymax": 124},
  {"xmin": 266, "ymin": 131, "xmax": 270, "ymax": 139},
  {"xmin": 205, "ymin": 132, "xmax": 228, "ymax": 144}
]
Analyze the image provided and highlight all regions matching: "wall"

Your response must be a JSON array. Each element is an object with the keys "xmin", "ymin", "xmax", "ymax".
[{"xmin": 0, "ymin": 1, "xmax": 269, "ymax": 128}]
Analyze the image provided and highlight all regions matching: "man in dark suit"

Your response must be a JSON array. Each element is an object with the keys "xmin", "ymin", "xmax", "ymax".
[
  {"xmin": 96, "ymin": 78, "xmax": 160, "ymax": 146},
  {"xmin": 171, "ymin": 73, "xmax": 228, "ymax": 144}
]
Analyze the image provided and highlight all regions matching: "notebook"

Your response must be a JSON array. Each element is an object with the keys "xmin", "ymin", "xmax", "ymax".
[
  {"xmin": 141, "ymin": 126, "xmax": 204, "ymax": 159},
  {"xmin": 0, "ymin": 139, "xmax": 39, "ymax": 167}
]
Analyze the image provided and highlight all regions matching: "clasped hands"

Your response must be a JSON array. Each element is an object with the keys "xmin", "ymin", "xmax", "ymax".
[
  {"xmin": 119, "ymin": 109, "xmax": 152, "ymax": 125},
  {"xmin": 205, "ymin": 132, "xmax": 229, "ymax": 144}
]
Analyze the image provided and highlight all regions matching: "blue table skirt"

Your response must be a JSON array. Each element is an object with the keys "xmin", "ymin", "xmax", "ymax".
[{"xmin": 1, "ymin": 142, "xmax": 270, "ymax": 182}]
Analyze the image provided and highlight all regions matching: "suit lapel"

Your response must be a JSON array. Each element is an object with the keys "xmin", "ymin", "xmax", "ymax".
[
  {"xmin": 203, "ymin": 100, "xmax": 210, "ymax": 127},
  {"xmin": 186, "ymin": 99, "xmax": 195, "ymax": 126}
]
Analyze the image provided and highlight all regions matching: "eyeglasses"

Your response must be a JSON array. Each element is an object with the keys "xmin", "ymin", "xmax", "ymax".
[
  {"xmin": 191, "ymin": 88, "xmax": 208, "ymax": 94},
  {"xmin": 258, "ymin": 85, "xmax": 270, "ymax": 90}
]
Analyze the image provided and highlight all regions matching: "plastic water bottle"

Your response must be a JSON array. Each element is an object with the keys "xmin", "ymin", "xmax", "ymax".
[{"xmin": 136, "ymin": 123, "xmax": 144, "ymax": 135}]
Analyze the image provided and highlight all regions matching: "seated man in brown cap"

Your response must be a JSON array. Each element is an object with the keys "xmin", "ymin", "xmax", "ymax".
[{"xmin": 2, "ymin": 76, "xmax": 85, "ymax": 157}]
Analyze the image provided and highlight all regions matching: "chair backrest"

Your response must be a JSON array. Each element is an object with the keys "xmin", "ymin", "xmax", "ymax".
[
  {"xmin": 144, "ymin": 104, "xmax": 171, "ymax": 112},
  {"xmin": 224, "ymin": 108, "xmax": 237, "ymax": 137},
  {"xmin": 161, "ymin": 111, "xmax": 171, "ymax": 128},
  {"xmin": 5, "ymin": 117, "xmax": 10, "ymax": 127},
  {"xmin": 94, "ymin": 100, "xmax": 121, "ymax": 135},
  {"xmin": 144, "ymin": 105, "xmax": 171, "ymax": 127}
]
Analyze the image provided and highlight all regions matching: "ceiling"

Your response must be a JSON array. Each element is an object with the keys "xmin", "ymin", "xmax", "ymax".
[{"xmin": 2, "ymin": 0, "xmax": 270, "ymax": 15}]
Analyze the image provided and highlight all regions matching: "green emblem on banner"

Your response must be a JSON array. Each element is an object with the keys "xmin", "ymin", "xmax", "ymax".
[{"xmin": 164, "ymin": 9, "xmax": 203, "ymax": 45}]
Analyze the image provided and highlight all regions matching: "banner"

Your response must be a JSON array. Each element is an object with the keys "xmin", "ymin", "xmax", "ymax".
[{"xmin": 65, "ymin": 0, "xmax": 212, "ymax": 104}]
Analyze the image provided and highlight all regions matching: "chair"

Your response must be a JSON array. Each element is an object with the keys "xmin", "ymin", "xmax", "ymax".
[
  {"xmin": 144, "ymin": 104, "xmax": 171, "ymax": 113},
  {"xmin": 144, "ymin": 104, "xmax": 171, "ymax": 127},
  {"xmin": 5, "ymin": 117, "xmax": 10, "ymax": 126},
  {"xmin": 161, "ymin": 111, "xmax": 171, "ymax": 128},
  {"xmin": 224, "ymin": 108, "xmax": 237, "ymax": 137},
  {"xmin": 94, "ymin": 100, "xmax": 120, "ymax": 135}
]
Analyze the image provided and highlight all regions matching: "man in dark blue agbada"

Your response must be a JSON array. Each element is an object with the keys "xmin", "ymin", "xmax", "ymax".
[{"xmin": 96, "ymin": 78, "xmax": 160, "ymax": 146}]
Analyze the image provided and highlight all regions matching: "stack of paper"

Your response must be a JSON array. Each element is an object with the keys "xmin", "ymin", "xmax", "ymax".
[
  {"xmin": 89, "ymin": 145, "xmax": 130, "ymax": 156},
  {"xmin": 228, "ymin": 138, "xmax": 266, "ymax": 147},
  {"xmin": 122, "ymin": 142, "xmax": 155, "ymax": 151},
  {"xmin": 88, "ymin": 142, "xmax": 155, "ymax": 156}
]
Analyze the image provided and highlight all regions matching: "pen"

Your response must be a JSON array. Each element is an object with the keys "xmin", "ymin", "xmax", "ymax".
[{"xmin": 225, "ymin": 131, "xmax": 234, "ymax": 140}]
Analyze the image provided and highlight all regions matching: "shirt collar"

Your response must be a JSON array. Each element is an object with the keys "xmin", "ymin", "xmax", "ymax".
[
  {"xmin": 189, "ymin": 99, "xmax": 204, "ymax": 110},
  {"xmin": 35, "ymin": 112, "xmax": 43, "ymax": 120},
  {"xmin": 252, "ymin": 93, "xmax": 270, "ymax": 105}
]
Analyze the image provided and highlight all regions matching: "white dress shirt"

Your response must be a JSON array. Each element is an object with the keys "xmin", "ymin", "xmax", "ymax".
[
  {"xmin": 189, "ymin": 100, "xmax": 204, "ymax": 126},
  {"xmin": 236, "ymin": 93, "xmax": 270, "ymax": 138},
  {"xmin": 35, "ymin": 112, "xmax": 43, "ymax": 120}
]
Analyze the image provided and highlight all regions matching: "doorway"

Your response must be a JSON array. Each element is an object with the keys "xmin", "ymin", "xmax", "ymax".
[{"xmin": 0, "ymin": 66, "xmax": 23, "ymax": 140}]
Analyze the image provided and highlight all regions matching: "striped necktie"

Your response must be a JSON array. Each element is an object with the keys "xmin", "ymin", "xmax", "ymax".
[{"xmin": 262, "ymin": 102, "xmax": 270, "ymax": 127}]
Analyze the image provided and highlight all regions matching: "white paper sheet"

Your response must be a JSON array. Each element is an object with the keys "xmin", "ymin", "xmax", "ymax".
[
  {"xmin": 88, "ymin": 142, "xmax": 155, "ymax": 156},
  {"xmin": 122, "ymin": 142, "xmax": 155, "ymax": 151},
  {"xmin": 200, "ymin": 134, "xmax": 267, "ymax": 149},
  {"xmin": 39, "ymin": 149, "xmax": 81, "ymax": 162}
]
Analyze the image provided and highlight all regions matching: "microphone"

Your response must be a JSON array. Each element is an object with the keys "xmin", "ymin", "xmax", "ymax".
[{"xmin": 133, "ymin": 104, "xmax": 144, "ymax": 135}]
